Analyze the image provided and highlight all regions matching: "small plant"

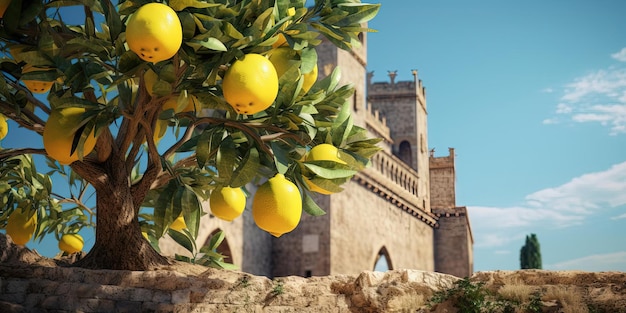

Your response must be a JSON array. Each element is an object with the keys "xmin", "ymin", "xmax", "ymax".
[
  {"xmin": 272, "ymin": 279, "xmax": 285, "ymax": 296},
  {"xmin": 526, "ymin": 290, "xmax": 543, "ymax": 313},
  {"xmin": 427, "ymin": 278, "xmax": 519, "ymax": 313}
]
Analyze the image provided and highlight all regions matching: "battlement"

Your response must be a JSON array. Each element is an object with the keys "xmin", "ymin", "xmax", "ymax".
[
  {"xmin": 429, "ymin": 148, "xmax": 455, "ymax": 169},
  {"xmin": 364, "ymin": 104, "xmax": 391, "ymax": 143},
  {"xmin": 367, "ymin": 70, "xmax": 427, "ymax": 110}
]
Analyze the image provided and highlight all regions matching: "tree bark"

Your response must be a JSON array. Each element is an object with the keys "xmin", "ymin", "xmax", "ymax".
[{"xmin": 73, "ymin": 158, "xmax": 170, "ymax": 270}]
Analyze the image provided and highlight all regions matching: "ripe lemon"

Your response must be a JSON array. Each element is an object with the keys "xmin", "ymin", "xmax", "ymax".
[
  {"xmin": 6, "ymin": 208, "xmax": 37, "ymax": 246},
  {"xmin": 23, "ymin": 80, "xmax": 53, "ymax": 94},
  {"xmin": 22, "ymin": 65, "xmax": 54, "ymax": 94},
  {"xmin": 252, "ymin": 173, "xmax": 302, "ymax": 237},
  {"xmin": 268, "ymin": 47, "xmax": 318, "ymax": 94},
  {"xmin": 306, "ymin": 143, "xmax": 346, "ymax": 164},
  {"xmin": 0, "ymin": 114, "xmax": 8, "ymax": 140},
  {"xmin": 58, "ymin": 233, "xmax": 84, "ymax": 254},
  {"xmin": 126, "ymin": 3, "xmax": 182, "ymax": 63},
  {"xmin": 170, "ymin": 215, "xmax": 186, "ymax": 231},
  {"xmin": 222, "ymin": 54, "xmax": 279, "ymax": 115},
  {"xmin": 210, "ymin": 186, "xmax": 246, "ymax": 221},
  {"xmin": 43, "ymin": 107, "xmax": 98, "ymax": 165}
]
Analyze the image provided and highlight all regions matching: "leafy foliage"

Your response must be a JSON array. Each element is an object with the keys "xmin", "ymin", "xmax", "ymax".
[
  {"xmin": 427, "ymin": 278, "xmax": 517, "ymax": 313},
  {"xmin": 0, "ymin": 0, "xmax": 381, "ymax": 267}
]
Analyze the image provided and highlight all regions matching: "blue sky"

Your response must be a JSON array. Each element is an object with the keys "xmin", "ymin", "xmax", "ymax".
[
  {"xmin": 367, "ymin": 0, "xmax": 626, "ymax": 272},
  {"xmin": 4, "ymin": 1, "xmax": 626, "ymax": 273}
]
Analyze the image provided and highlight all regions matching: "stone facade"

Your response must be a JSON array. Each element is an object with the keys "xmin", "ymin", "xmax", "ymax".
[{"xmin": 160, "ymin": 30, "xmax": 473, "ymax": 279}]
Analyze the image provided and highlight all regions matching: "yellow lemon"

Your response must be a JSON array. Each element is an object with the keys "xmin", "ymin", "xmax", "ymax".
[
  {"xmin": 6, "ymin": 208, "xmax": 37, "ymax": 246},
  {"xmin": 210, "ymin": 186, "xmax": 246, "ymax": 222},
  {"xmin": 126, "ymin": 3, "xmax": 182, "ymax": 63},
  {"xmin": 0, "ymin": 114, "xmax": 8, "ymax": 140},
  {"xmin": 269, "ymin": 47, "xmax": 318, "ymax": 94},
  {"xmin": 21, "ymin": 65, "xmax": 55, "ymax": 94},
  {"xmin": 252, "ymin": 173, "xmax": 302, "ymax": 237},
  {"xmin": 43, "ymin": 107, "xmax": 98, "ymax": 165},
  {"xmin": 23, "ymin": 80, "xmax": 53, "ymax": 94},
  {"xmin": 222, "ymin": 54, "xmax": 278, "ymax": 115},
  {"xmin": 306, "ymin": 143, "xmax": 346, "ymax": 164},
  {"xmin": 142, "ymin": 231, "xmax": 149, "ymax": 240},
  {"xmin": 170, "ymin": 215, "xmax": 186, "ymax": 231},
  {"xmin": 58, "ymin": 233, "xmax": 84, "ymax": 254}
]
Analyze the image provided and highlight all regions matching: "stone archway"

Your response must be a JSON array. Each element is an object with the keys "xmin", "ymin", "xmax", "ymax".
[
  {"xmin": 373, "ymin": 246, "xmax": 393, "ymax": 272},
  {"xmin": 204, "ymin": 228, "xmax": 233, "ymax": 263}
]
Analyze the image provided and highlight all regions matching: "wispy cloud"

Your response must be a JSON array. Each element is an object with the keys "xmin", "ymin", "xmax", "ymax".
[
  {"xmin": 545, "ymin": 48, "xmax": 626, "ymax": 135},
  {"xmin": 468, "ymin": 161, "xmax": 626, "ymax": 248},
  {"xmin": 547, "ymin": 251, "xmax": 626, "ymax": 271},
  {"xmin": 612, "ymin": 48, "xmax": 626, "ymax": 62},
  {"xmin": 610, "ymin": 213, "xmax": 626, "ymax": 220}
]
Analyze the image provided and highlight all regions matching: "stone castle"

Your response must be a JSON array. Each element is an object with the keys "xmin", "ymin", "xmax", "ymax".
[{"xmin": 161, "ymin": 31, "xmax": 474, "ymax": 279}]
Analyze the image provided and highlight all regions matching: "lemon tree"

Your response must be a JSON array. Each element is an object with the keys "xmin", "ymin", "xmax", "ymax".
[{"xmin": 0, "ymin": 0, "xmax": 380, "ymax": 270}]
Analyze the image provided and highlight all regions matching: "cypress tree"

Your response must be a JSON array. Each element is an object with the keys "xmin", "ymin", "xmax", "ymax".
[{"xmin": 520, "ymin": 233, "xmax": 542, "ymax": 269}]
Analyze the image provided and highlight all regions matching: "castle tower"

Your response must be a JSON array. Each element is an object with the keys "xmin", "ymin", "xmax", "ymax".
[
  {"xmin": 367, "ymin": 70, "xmax": 431, "ymax": 213},
  {"xmin": 430, "ymin": 148, "xmax": 474, "ymax": 278}
]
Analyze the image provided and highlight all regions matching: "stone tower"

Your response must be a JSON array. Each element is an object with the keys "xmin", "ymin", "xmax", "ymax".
[
  {"xmin": 160, "ymin": 27, "xmax": 473, "ymax": 279},
  {"xmin": 430, "ymin": 148, "xmax": 474, "ymax": 278}
]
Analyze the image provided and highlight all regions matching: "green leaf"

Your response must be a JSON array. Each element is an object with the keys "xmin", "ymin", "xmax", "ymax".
[
  {"xmin": 216, "ymin": 135, "xmax": 236, "ymax": 180},
  {"xmin": 154, "ymin": 181, "xmax": 177, "ymax": 237},
  {"xmin": 180, "ymin": 186, "xmax": 201, "ymax": 239},
  {"xmin": 230, "ymin": 147, "xmax": 259, "ymax": 188},
  {"xmin": 207, "ymin": 230, "xmax": 225, "ymax": 250},
  {"xmin": 169, "ymin": 229, "xmax": 196, "ymax": 253},
  {"xmin": 170, "ymin": 0, "xmax": 219, "ymax": 11},
  {"xmin": 187, "ymin": 37, "xmax": 228, "ymax": 52},
  {"xmin": 303, "ymin": 162, "xmax": 356, "ymax": 179},
  {"xmin": 302, "ymin": 192, "xmax": 326, "ymax": 216}
]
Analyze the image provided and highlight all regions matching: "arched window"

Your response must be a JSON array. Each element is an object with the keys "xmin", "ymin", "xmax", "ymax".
[
  {"xmin": 398, "ymin": 140, "xmax": 412, "ymax": 168},
  {"xmin": 373, "ymin": 246, "xmax": 393, "ymax": 272},
  {"xmin": 204, "ymin": 229, "xmax": 233, "ymax": 263}
]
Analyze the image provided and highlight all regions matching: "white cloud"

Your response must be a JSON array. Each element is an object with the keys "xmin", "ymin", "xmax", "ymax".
[
  {"xmin": 611, "ymin": 213, "xmax": 626, "ymax": 220},
  {"xmin": 611, "ymin": 47, "xmax": 626, "ymax": 62},
  {"xmin": 547, "ymin": 251, "xmax": 626, "ymax": 271},
  {"xmin": 546, "ymin": 51, "xmax": 626, "ymax": 135},
  {"xmin": 542, "ymin": 118, "xmax": 559, "ymax": 125},
  {"xmin": 541, "ymin": 87, "xmax": 554, "ymax": 93},
  {"xmin": 468, "ymin": 161, "xmax": 626, "ymax": 248}
]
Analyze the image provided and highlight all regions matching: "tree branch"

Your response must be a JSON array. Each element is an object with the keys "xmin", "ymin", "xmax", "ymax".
[{"xmin": 70, "ymin": 160, "xmax": 107, "ymax": 190}]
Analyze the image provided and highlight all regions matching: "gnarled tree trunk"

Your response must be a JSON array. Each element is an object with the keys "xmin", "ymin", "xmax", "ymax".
[{"xmin": 72, "ymin": 155, "xmax": 170, "ymax": 270}]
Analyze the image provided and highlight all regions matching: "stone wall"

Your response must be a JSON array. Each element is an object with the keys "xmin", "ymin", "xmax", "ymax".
[{"xmin": 433, "ymin": 207, "xmax": 474, "ymax": 278}]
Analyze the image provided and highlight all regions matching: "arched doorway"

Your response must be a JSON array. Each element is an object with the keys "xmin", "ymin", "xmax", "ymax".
[
  {"xmin": 373, "ymin": 246, "xmax": 393, "ymax": 272},
  {"xmin": 204, "ymin": 229, "xmax": 233, "ymax": 263}
]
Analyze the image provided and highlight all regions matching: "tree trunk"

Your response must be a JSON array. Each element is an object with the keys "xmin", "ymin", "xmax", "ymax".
[{"xmin": 73, "ymin": 159, "xmax": 170, "ymax": 270}]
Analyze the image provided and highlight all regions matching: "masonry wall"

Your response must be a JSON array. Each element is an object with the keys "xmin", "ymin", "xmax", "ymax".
[
  {"xmin": 329, "ymin": 178, "xmax": 435, "ymax": 275},
  {"xmin": 271, "ymin": 194, "xmax": 332, "ymax": 278},
  {"xmin": 433, "ymin": 207, "xmax": 474, "ymax": 278},
  {"xmin": 429, "ymin": 148, "xmax": 456, "ymax": 209}
]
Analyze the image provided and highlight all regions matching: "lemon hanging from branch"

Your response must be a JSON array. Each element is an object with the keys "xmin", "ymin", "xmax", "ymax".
[
  {"xmin": 222, "ymin": 54, "xmax": 279, "ymax": 115},
  {"xmin": 126, "ymin": 3, "xmax": 183, "ymax": 63},
  {"xmin": 252, "ymin": 174, "xmax": 302, "ymax": 237}
]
